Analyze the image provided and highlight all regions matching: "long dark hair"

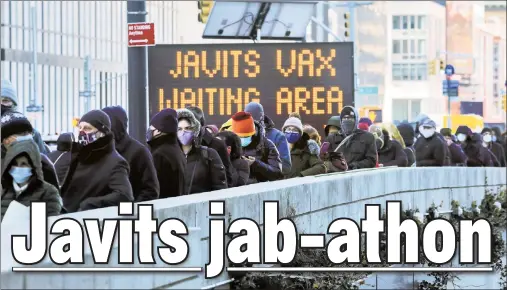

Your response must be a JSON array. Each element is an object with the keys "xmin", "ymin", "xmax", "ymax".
[{"xmin": 216, "ymin": 131, "xmax": 242, "ymax": 160}]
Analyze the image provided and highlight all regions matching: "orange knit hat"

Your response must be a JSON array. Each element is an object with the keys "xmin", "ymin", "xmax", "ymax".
[{"xmin": 231, "ymin": 111, "xmax": 256, "ymax": 137}]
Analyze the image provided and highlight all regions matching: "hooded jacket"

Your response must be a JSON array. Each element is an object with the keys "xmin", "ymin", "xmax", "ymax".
[
  {"xmin": 263, "ymin": 115, "xmax": 291, "ymax": 175},
  {"xmin": 456, "ymin": 127, "xmax": 492, "ymax": 167},
  {"xmin": 243, "ymin": 121, "xmax": 283, "ymax": 184},
  {"xmin": 334, "ymin": 106, "xmax": 377, "ymax": 169},
  {"xmin": 324, "ymin": 116, "xmax": 345, "ymax": 152},
  {"xmin": 377, "ymin": 129, "xmax": 408, "ymax": 167},
  {"xmin": 396, "ymin": 123, "xmax": 416, "ymax": 166},
  {"xmin": 216, "ymin": 131, "xmax": 250, "ymax": 187},
  {"xmin": 48, "ymin": 133, "xmax": 74, "ymax": 185},
  {"xmin": 60, "ymin": 133, "xmax": 134, "ymax": 212},
  {"xmin": 103, "ymin": 106, "xmax": 160, "ymax": 202},
  {"xmin": 414, "ymin": 129, "xmax": 446, "ymax": 167},
  {"xmin": 1, "ymin": 140, "xmax": 62, "ymax": 219},
  {"xmin": 177, "ymin": 108, "xmax": 227, "ymax": 194},
  {"xmin": 492, "ymin": 127, "xmax": 506, "ymax": 151},
  {"xmin": 284, "ymin": 133, "xmax": 326, "ymax": 179}
]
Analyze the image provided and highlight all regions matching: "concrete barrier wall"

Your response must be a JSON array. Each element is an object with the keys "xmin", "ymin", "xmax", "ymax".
[{"xmin": 2, "ymin": 167, "xmax": 506, "ymax": 289}]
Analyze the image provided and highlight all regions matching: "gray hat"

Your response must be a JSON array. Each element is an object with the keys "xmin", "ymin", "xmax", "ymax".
[{"xmin": 1, "ymin": 79, "xmax": 18, "ymax": 106}]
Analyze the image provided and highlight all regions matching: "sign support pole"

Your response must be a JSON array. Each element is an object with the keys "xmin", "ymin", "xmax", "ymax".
[
  {"xmin": 127, "ymin": 0, "xmax": 148, "ymax": 142},
  {"xmin": 447, "ymin": 77, "xmax": 451, "ymax": 128}
]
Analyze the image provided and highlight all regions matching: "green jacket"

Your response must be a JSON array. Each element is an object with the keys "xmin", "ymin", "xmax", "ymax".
[
  {"xmin": 284, "ymin": 139, "xmax": 326, "ymax": 179},
  {"xmin": 1, "ymin": 140, "xmax": 62, "ymax": 220}
]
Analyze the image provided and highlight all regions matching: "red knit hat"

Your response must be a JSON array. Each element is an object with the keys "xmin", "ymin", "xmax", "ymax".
[
  {"xmin": 231, "ymin": 111, "xmax": 256, "ymax": 137},
  {"xmin": 358, "ymin": 122, "xmax": 369, "ymax": 131}
]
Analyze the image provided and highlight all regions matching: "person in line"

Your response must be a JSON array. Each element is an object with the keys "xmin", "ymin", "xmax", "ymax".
[
  {"xmin": 186, "ymin": 106, "xmax": 233, "ymax": 187},
  {"xmin": 177, "ymin": 108, "xmax": 227, "ymax": 194},
  {"xmin": 230, "ymin": 111, "xmax": 283, "ymax": 184},
  {"xmin": 245, "ymin": 102, "xmax": 291, "ymax": 175},
  {"xmin": 1, "ymin": 79, "xmax": 49, "ymax": 154},
  {"xmin": 369, "ymin": 125, "xmax": 408, "ymax": 167},
  {"xmin": 439, "ymin": 128, "xmax": 467, "ymax": 166},
  {"xmin": 147, "ymin": 108, "xmax": 186, "ymax": 198},
  {"xmin": 319, "ymin": 142, "xmax": 348, "ymax": 172},
  {"xmin": 482, "ymin": 127, "xmax": 506, "ymax": 167},
  {"xmin": 48, "ymin": 132, "xmax": 74, "ymax": 184},
  {"xmin": 324, "ymin": 116, "xmax": 344, "ymax": 152},
  {"xmin": 358, "ymin": 117, "xmax": 372, "ymax": 131},
  {"xmin": 1, "ymin": 139, "xmax": 62, "ymax": 220},
  {"xmin": 473, "ymin": 132, "xmax": 498, "ymax": 166},
  {"xmin": 216, "ymin": 131, "xmax": 250, "ymax": 187},
  {"xmin": 303, "ymin": 124, "xmax": 322, "ymax": 147},
  {"xmin": 61, "ymin": 110, "xmax": 133, "ymax": 212},
  {"xmin": 413, "ymin": 118, "xmax": 446, "ymax": 167},
  {"xmin": 205, "ymin": 125, "xmax": 219, "ymax": 135},
  {"xmin": 287, "ymin": 112, "xmax": 320, "ymax": 156},
  {"xmin": 491, "ymin": 127, "xmax": 506, "ymax": 153},
  {"xmin": 1, "ymin": 110, "xmax": 59, "ymax": 190},
  {"xmin": 334, "ymin": 106, "xmax": 377, "ymax": 170},
  {"xmin": 456, "ymin": 126, "xmax": 493, "ymax": 167},
  {"xmin": 103, "ymin": 106, "xmax": 160, "ymax": 202},
  {"xmin": 397, "ymin": 123, "xmax": 416, "ymax": 166},
  {"xmin": 282, "ymin": 116, "xmax": 326, "ymax": 178}
]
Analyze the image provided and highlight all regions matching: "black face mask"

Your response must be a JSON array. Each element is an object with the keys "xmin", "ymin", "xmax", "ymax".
[
  {"xmin": 1, "ymin": 104, "xmax": 11, "ymax": 115},
  {"xmin": 341, "ymin": 119, "xmax": 356, "ymax": 135}
]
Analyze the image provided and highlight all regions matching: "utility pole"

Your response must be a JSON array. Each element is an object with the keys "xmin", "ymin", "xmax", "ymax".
[
  {"xmin": 127, "ymin": 0, "xmax": 148, "ymax": 142},
  {"xmin": 26, "ymin": 5, "xmax": 42, "ymax": 113}
]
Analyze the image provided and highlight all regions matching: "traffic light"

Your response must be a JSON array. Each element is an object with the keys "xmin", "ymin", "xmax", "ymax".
[
  {"xmin": 198, "ymin": 1, "xmax": 214, "ymax": 23},
  {"xmin": 343, "ymin": 13, "xmax": 350, "ymax": 38},
  {"xmin": 439, "ymin": 60, "xmax": 445, "ymax": 71},
  {"xmin": 428, "ymin": 60, "xmax": 436, "ymax": 75}
]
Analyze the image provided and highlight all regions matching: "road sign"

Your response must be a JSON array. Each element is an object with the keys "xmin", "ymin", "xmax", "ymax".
[
  {"xmin": 128, "ymin": 22, "xmax": 155, "ymax": 47},
  {"xmin": 358, "ymin": 86, "xmax": 378, "ymax": 95},
  {"xmin": 444, "ymin": 64, "xmax": 454, "ymax": 76},
  {"xmin": 443, "ymin": 87, "xmax": 459, "ymax": 97},
  {"xmin": 368, "ymin": 110, "xmax": 382, "ymax": 123},
  {"xmin": 442, "ymin": 80, "xmax": 460, "ymax": 89}
]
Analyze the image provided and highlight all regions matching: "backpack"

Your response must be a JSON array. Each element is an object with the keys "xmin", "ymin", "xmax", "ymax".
[{"xmin": 199, "ymin": 146, "xmax": 212, "ymax": 166}]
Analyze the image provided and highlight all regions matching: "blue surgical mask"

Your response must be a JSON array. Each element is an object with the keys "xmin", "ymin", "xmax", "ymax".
[
  {"xmin": 285, "ymin": 132, "xmax": 301, "ymax": 144},
  {"xmin": 492, "ymin": 136, "xmax": 497, "ymax": 142},
  {"xmin": 15, "ymin": 135, "xmax": 34, "ymax": 142},
  {"xmin": 240, "ymin": 136, "xmax": 252, "ymax": 147},
  {"xmin": 9, "ymin": 166, "xmax": 33, "ymax": 184}
]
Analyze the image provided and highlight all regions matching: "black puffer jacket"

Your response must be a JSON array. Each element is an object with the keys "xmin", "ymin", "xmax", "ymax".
[
  {"xmin": 461, "ymin": 134, "xmax": 493, "ymax": 167},
  {"xmin": 324, "ymin": 116, "xmax": 344, "ymax": 152},
  {"xmin": 216, "ymin": 131, "xmax": 250, "ymax": 187},
  {"xmin": 103, "ymin": 106, "xmax": 160, "ymax": 202},
  {"xmin": 397, "ymin": 123, "xmax": 416, "ymax": 166},
  {"xmin": 414, "ymin": 133, "xmax": 446, "ymax": 167},
  {"xmin": 243, "ymin": 122, "xmax": 283, "ymax": 184},
  {"xmin": 1, "ymin": 140, "xmax": 62, "ymax": 220},
  {"xmin": 377, "ymin": 129, "xmax": 408, "ymax": 167},
  {"xmin": 48, "ymin": 133, "xmax": 74, "ymax": 185},
  {"xmin": 197, "ymin": 127, "xmax": 234, "ymax": 188},
  {"xmin": 61, "ymin": 133, "xmax": 134, "ymax": 212},
  {"xmin": 177, "ymin": 108, "xmax": 227, "ymax": 194}
]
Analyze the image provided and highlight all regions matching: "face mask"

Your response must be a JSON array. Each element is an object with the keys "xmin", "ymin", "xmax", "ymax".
[
  {"xmin": 78, "ymin": 131, "xmax": 99, "ymax": 146},
  {"xmin": 9, "ymin": 166, "xmax": 33, "ymax": 184},
  {"xmin": 375, "ymin": 138, "xmax": 384, "ymax": 150},
  {"xmin": 240, "ymin": 136, "xmax": 252, "ymax": 147},
  {"xmin": 457, "ymin": 134, "xmax": 467, "ymax": 142},
  {"xmin": 420, "ymin": 128, "xmax": 435, "ymax": 138},
  {"xmin": 285, "ymin": 132, "xmax": 301, "ymax": 144},
  {"xmin": 177, "ymin": 130, "xmax": 194, "ymax": 146},
  {"xmin": 341, "ymin": 119, "xmax": 356, "ymax": 135},
  {"xmin": 483, "ymin": 135, "xmax": 492, "ymax": 143},
  {"xmin": 15, "ymin": 135, "xmax": 34, "ymax": 143},
  {"xmin": 1, "ymin": 104, "xmax": 11, "ymax": 114},
  {"xmin": 492, "ymin": 136, "xmax": 497, "ymax": 142},
  {"xmin": 146, "ymin": 129, "xmax": 155, "ymax": 142}
]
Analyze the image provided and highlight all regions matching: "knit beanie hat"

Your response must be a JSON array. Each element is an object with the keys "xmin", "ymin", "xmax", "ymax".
[
  {"xmin": 358, "ymin": 122, "xmax": 369, "ymax": 131},
  {"xmin": 481, "ymin": 127, "xmax": 492, "ymax": 134},
  {"xmin": 205, "ymin": 125, "xmax": 219, "ymax": 134},
  {"xmin": 186, "ymin": 106, "xmax": 205, "ymax": 126},
  {"xmin": 456, "ymin": 125, "xmax": 472, "ymax": 136},
  {"xmin": 440, "ymin": 128, "xmax": 453, "ymax": 137},
  {"xmin": 80, "ymin": 110, "xmax": 111, "ymax": 133},
  {"xmin": 1, "ymin": 79, "xmax": 18, "ymax": 106},
  {"xmin": 231, "ymin": 111, "xmax": 256, "ymax": 137},
  {"xmin": 150, "ymin": 108, "xmax": 178, "ymax": 134},
  {"xmin": 358, "ymin": 117, "xmax": 372, "ymax": 126},
  {"xmin": 1, "ymin": 111, "xmax": 33, "ymax": 141},
  {"xmin": 282, "ymin": 117, "xmax": 303, "ymax": 133},
  {"xmin": 244, "ymin": 102, "xmax": 264, "ymax": 124}
]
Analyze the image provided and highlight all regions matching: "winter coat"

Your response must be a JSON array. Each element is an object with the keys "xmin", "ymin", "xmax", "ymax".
[
  {"xmin": 215, "ymin": 131, "xmax": 250, "ymax": 187},
  {"xmin": 414, "ymin": 133, "xmax": 446, "ymax": 167},
  {"xmin": 230, "ymin": 158, "xmax": 250, "ymax": 187},
  {"xmin": 2, "ymin": 144, "xmax": 59, "ymax": 190},
  {"xmin": 106, "ymin": 107, "xmax": 159, "ymax": 202},
  {"xmin": 148, "ymin": 134, "xmax": 186, "ymax": 199},
  {"xmin": 324, "ymin": 116, "xmax": 344, "ymax": 152},
  {"xmin": 1, "ymin": 140, "xmax": 62, "ymax": 220},
  {"xmin": 284, "ymin": 133, "xmax": 326, "ymax": 179},
  {"xmin": 183, "ymin": 145, "xmax": 228, "ymax": 194},
  {"xmin": 48, "ymin": 133, "xmax": 73, "ymax": 185},
  {"xmin": 487, "ymin": 142, "xmax": 506, "ymax": 167},
  {"xmin": 397, "ymin": 123, "xmax": 416, "ymax": 166},
  {"xmin": 447, "ymin": 142, "xmax": 467, "ymax": 166},
  {"xmin": 61, "ymin": 133, "xmax": 133, "ymax": 212},
  {"xmin": 462, "ymin": 135, "xmax": 494, "ymax": 167},
  {"xmin": 197, "ymin": 127, "xmax": 234, "ymax": 187},
  {"xmin": 243, "ymin": 123, "xmax": 283, "ymax": 184},
  {"xmin": 492, "ymin": 127, "xmax": 507, "ymax": 154},
  {"xmin": 377, "ymin": 130, "xmax": 408, "ymax": 167},
  {"xmin": 263, "ymin": 115, "xmax": 291, "ymax": 175}
]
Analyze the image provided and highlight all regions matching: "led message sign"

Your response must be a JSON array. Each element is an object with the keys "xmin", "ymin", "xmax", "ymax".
[{"xmin": 148, "ymin": 43, "xmax": 354, "ymax": 130}]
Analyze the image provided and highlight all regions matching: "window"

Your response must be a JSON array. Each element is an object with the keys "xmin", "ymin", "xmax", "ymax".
[
  {"xmin": 392, "ymin": 40, "xmax": 401, "ymax": 54},
  {"xmin": 402, "ymin": 16, "xmax": 408, "ymax": 29},
  {"xmin": 402, "ymin": 64, "xmax": 409, "ymax": 80},
  {"xmin": 392, "ymin": 99, "xmax": 421, "ymax": 123},
  {"xmin": 392, "ymin": 63, "xmax": 427, "ymax": 81},
  {"xmin": 410, "ymin": 39, "xmax": 415, "ymax": 59},
  {"xmin": 410, "ymin": 16, "xmax": 416, "ymax": 29},
  {"xmin": 418, "ymin": 39, "xmax": 426, "ymax": 59},
  {"xmin": 417, "ymin": 16, "xmax": 426, "ymax": 29},
  {"xmin": 393, "ymin": 16, "xmax": 400, "ymax": 29},
  {"xmin": 416, "ymin": 63, "xmax": 427, "ymax": 80},
  {"xmin": 392, "ymin": 64, "xmax": 402, "ymax": 80}
]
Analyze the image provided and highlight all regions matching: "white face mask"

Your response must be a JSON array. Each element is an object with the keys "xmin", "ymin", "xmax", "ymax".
[
  {"xmin": 420, "ymin": 128, "xmax": 435, "ymax": 138},
  {"xmin": 457, "ymin": 134, "xmax": 466, "ymax": 142},
  {"xmin": 482, "ymin": 135, "xmax": 492, "ymax": 143}
]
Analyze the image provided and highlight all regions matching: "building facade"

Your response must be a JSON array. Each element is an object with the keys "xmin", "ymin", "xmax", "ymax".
[{"xmin": 383, "ymin": 1, "xmax": 447, "ymax": 123}]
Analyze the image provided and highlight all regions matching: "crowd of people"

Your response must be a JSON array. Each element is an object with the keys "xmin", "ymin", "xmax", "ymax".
[{"xmin": 1, "ymin": 79, "xmax": 506, "ymax": 219}]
